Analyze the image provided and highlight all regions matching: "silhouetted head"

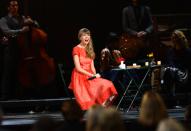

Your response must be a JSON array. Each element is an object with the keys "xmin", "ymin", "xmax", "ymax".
[
  {"xmin": 61, "ymin": 100, "xmax": 84, "ymax": 121},
  {"xmin": 185, "ymin": 105, "xmax": 191, "ymax": 121},
  {"xmin": 139, "ymin": 91, "xmax": 168, "ymax": 126},
  {"xmin": 157, "ymin": 118, "xmax": 185, "ymax": 131},
  {"xmin": 131, "ymin": 0, "xmax": 141, "ymax": 6},
  {"xmin": 31, "ymin": 116, "xmax": 57, "ymax": 131}
]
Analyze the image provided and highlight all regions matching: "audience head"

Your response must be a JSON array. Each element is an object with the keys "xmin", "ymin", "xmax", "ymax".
[
  {"xmin": 171, "ymin": 30, "xmax": 189, "ymax": 50},
  {"xmin": 61, "ymin": 100, "xmax": 84, "ymax": 121},
  {"xmin": 157, "ymin": 118, "xmax": 185, "ymax": 131},
  {"xmin": 31, "ymin": 116, "xmax": 57, "ymax": 131},
  {"xmin": 139, "ymin": 91, "xmax": 168, "ymax": 126},
  {"xmin": 0, "ymin": 107, "xmax": 3, "ymax": 124},
  {"xmin": 86, "ymin": 105, "xmax": 105, "ymax": 131},
  {"xmin": 96, "ymin": 106, "xmax": 125, "ymax": 131},
  {"xmin": 86, "ymin": 105, "xmax": 125, "ymax": 131},
  {"xmin": 185, "ymin": 104, "xmax": 191, "ymax": 121}
]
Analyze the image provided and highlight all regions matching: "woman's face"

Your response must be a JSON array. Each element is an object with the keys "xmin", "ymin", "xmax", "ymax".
[{"xmin": 80, "ymin": 33, "xmax": 91, "ymax": 45}]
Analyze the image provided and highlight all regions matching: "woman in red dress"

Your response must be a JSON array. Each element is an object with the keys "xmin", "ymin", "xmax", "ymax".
[{"xmin": 69, "ymin": 28, "xmax": 118, "ymax": 110}]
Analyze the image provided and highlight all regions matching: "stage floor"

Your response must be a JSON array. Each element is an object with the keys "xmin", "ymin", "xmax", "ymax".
[
  {"xmin": 1, "ymin": 102, "xmax": 185, "ymax": 126},
  {"xmin": 0, "ymin": 97, "xmax": 187, "ymax": 129},
  {"xmin": 1, "ymin": 108, "xmax": 185, "ymax": 126}
]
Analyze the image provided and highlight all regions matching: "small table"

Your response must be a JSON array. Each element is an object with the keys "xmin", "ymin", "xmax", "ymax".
[{"xmin": 111, "ymin": 65, "xmax": 161, "ymax": 112}]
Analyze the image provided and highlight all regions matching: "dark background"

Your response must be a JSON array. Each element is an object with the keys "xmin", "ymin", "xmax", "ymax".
[{"xmin": 0, "ymin": 0, "xmax": 191, "ymax": 88}]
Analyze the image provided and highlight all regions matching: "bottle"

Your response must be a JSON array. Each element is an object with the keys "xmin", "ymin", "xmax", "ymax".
[{"xmin": 119, "ymin": 61, "xmax": 126, "ymax": 69}]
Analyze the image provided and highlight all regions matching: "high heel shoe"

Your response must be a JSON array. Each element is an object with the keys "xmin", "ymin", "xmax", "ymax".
[{"xmin": 102, "ymin": 95, "xmax": 117, "ymax": 107}]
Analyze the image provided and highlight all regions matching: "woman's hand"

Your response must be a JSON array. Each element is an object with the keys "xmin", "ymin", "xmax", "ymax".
[
  {"xmin": 95, "ymin": 73, "xmax": 101, "ymax": 78},
  {"xmin": 88, "ymin": 73, "xmax": 100, "ymax": 80}
]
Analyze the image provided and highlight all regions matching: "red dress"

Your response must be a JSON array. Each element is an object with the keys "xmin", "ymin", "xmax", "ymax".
[{"xmin": 69, "ymin": 46, "xmax": 118, "ymax": 110}]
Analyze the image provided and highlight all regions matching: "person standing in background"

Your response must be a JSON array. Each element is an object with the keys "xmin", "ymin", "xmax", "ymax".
[{"xmin": 0, "ymin": 0, "xmax": 38, "ymax": 100}]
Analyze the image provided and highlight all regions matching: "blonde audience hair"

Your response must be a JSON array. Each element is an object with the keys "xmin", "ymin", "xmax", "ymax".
[
  {"xmin": 157, "ymin": 118, "xmax": 185, "ymax": 131},
  {"xmin": 95, "ymin": 107, "xmax": 125, "ymax": 131},
  {"xmin": 86, "ymin": 105, "xmax": 105, "ymax": 131},
  {"xmin": 86, "ymin": 106, "xmax": 125, "ymax": 131},
  {"xmin": 61, "ymin": 100, "xmax": 84, "ymax": 121},
  {"xmin": 139, "ymin": 91, "xmax": 168, "ymax": 126},
  {"xmin": 78, "ymin": 28, "xmax": 95, "ymax": 59}
]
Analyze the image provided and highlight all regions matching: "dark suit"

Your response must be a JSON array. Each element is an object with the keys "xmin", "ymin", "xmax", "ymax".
[
  {"xmin": 122, "ymin": 5, "xmax": 154, "ymax": 59},
  {"xmin": 0, "ymin": 14, "xmax": 24, "ymax": 100},
  {"xmin": 122, "ymin": 5, "xmax": 153, "ymax": 36}
]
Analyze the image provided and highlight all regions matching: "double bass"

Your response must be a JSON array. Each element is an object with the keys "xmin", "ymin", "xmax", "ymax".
[
  {"xmin": 17, "ymin": 25, "xmax": 56, "ymax": 88},
  {"xmin": 16, "ymin": 0, "xmax": 56, "ymax": 89}
]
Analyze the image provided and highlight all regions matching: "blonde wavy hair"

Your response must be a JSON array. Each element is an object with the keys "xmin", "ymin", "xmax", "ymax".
[
  {"xmin": 157, "ymin": 118, "xmax": 185, "ymax": 131},
  {"xmin": 78, "ymin": 28, "xmax": 95, "ymax": 59},
  {"xmin": 171, "ymin": 30, "xmax": 189, "ymax": 50}
]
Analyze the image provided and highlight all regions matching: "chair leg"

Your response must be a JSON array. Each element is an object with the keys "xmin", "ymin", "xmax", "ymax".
[{"xmin": 58, "ymin": 64, "xmax": 71, "ymax": 97}]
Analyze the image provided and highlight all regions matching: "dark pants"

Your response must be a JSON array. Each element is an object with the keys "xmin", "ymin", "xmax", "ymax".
[{"xmin": 0, "ymin": 39, "xmax": 19, "ymax": 100}]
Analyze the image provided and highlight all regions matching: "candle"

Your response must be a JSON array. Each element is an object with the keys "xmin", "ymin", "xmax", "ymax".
[
  {"xmin": 157, "ymin": 61, "xmax": 161, "ymax": 65},
  {"xmin": 145, "ymin": 62, "xmax": 149, "ymax": 66},
  {"xmin": 133, "ymin": 63, "xmax": 137, "ymax": 66}
]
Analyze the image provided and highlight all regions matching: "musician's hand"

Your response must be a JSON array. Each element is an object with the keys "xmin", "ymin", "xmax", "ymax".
[
  {"xmin": 137, "ymin": 31, "xmax": 147, "ymax": 37},
  {"xmin": 21, "ymin": 26, "xmax": 30, "ymax": 33},
  {"xmin": 24, "ymin": 16, "xmax": 34, "ymax": 25}
]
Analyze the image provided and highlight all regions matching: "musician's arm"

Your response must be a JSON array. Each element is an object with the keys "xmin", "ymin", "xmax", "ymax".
[
  {"xmin": 145, "ymin": 25, "xmax": 153, "ymax": 34},
  {"xmin": 33, "ymin": 20, "xmax": 40, "ymax": 28},
  {"xmin": 145, "ymin": 6, "xmax": 154, "ymax": 34},
  {"xmin": 23, "ymin": 16, "xmax": 40, "ymax": 28},
  {"xmin": 122, "ymin": 7, "xmax": 138, "ymax": 36},
  {"xmin": 0, "ymin": 18, "xmax": 22, "ymax": 36}
]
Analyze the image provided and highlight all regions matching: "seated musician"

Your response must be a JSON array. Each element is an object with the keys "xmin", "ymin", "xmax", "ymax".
[
  {"xmin": 122, "ymin": 0, "xmax": 153, "ymax": 37},
  {"xmin": 122, "ymin": 0, "xmax": 154, "ymax": 59}
]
